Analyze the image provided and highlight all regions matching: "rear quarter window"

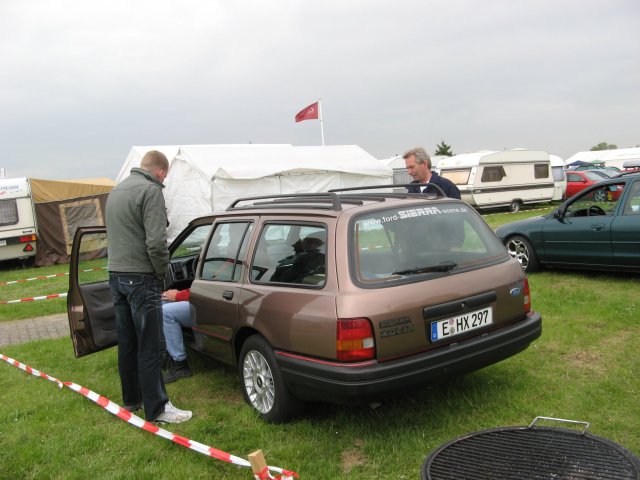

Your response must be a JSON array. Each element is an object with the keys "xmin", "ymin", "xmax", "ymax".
[{"xmin": 250, "ymin": 223, "xmax": 327, "ymax": 287}]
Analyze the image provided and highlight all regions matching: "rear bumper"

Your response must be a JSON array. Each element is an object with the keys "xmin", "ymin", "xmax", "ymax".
[
  {"xmin": 0, "ymin": 241, "xmax": 37, "ymax": 261},
  {"xmin": 276, "ymin": 312, "xmax": 542, "ymax": 405}
]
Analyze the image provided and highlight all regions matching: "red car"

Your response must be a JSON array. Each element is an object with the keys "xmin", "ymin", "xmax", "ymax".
[{"xmin": 565, "ymin": 170, "xmax": 622, "ymax": 201}]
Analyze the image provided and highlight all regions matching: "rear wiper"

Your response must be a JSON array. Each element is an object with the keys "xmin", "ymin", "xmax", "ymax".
[{"xmin": 392, "ymin": 261, "xmax": 458, "ymax": 276}]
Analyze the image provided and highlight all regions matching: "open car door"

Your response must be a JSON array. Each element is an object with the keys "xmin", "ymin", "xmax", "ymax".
[
  {"xmin": 67, "ymin": 220, "xmax": 213, "ymax": 358},
  {"xmin": 67, "ymin": 226, "xmax": 116, "ymax": 357}
]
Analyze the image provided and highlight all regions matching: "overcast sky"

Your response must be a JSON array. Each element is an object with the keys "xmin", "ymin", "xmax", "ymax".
[{"xmin": 1, "ymin": 0, "xmax": 639, "ymax": 180}]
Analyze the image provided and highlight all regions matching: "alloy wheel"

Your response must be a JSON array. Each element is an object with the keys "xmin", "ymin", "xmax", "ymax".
[
  {"xmin": 242, "ymin": 350, "xmax": 275, "ymax": 414},
  {"xmin": 506, "ymin": 238, "xmax": 530, "ymax": 270}
]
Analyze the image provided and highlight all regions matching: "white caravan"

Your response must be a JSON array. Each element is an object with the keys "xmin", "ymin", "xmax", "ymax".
[
  {"xmin": 437, "ymin": 150, "xmax": 555, "ymax": 212},
  {"xmin": 0, "ymin": 177, "xmax": 38, "ymax": 262}
]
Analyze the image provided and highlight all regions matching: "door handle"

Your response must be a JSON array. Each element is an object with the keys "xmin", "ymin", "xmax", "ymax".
[
  {"xmin": 591, "ymin": 223, "xmax": 605, "ymax": 231},
  {"xmin": 222, "ymin": 290, "xmax": 234, "ymax": 300}
]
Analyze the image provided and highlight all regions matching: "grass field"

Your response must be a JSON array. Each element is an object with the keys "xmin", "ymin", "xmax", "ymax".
[{"xmin": 0, "ymin": 204, "xmax": 638, "ymax": 479}]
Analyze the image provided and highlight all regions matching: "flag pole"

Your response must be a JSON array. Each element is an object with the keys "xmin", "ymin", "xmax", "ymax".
[{"xmin": 318, "ymin": 98, "xmax": 325, "ymax": 146}]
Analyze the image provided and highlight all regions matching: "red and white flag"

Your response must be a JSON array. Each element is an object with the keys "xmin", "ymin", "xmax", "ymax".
[{"xmin": 295, "ymin": 102, "xmax": 319, "ymax": 122}]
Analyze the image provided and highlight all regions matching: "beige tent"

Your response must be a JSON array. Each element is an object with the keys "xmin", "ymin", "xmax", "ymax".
[{"xmin": 30, "ymin": 178, "xmax": 115, "ymax": 266}]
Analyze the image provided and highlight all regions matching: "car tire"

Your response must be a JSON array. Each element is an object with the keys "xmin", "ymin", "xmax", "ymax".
[
  {"xmin": 594, "ymin": 189, "xmax": 606, "ymax": 202},
  {"xmin": 510, "ymin": 200, "xmax": 522, "ymax": 213},
  {"xmin": 505, "ymin": 235, "xmax": 540, "ymax": 272},
  {"xmin": 239, "ymin": 335, "xmax": 303, "ymax": 423}
]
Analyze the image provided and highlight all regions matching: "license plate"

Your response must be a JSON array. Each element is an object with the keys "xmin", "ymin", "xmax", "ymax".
[
  {"xmin": 430, "ymin": 307, "xmax": 493, "ymax": 342},
  {"xmin": 0, "ymin": 240, "xmax": 6, "ymax": 246}
]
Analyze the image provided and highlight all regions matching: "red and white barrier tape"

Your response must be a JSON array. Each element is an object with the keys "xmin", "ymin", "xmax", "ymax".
[
  {"xmin": 0, "ymin": 272, "xmax": 68, "ymax": 286},
  {"xmin": 0, "ymin": 353, "xmax": 298, "ymax": 479},
  {"xmin": 0, "ymin": 267, "xmax": 107, "ymax": 287},
  {"xmin": 482, "ymin": 205, "xmax": 555, "ymax": 217},
  {"xmin": 0, "ymin": 292, "xmax": 68, "ymax": 304}
]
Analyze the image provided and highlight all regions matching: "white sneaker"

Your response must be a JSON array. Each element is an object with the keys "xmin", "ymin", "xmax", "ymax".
[{"xmin": 154, "ymin": 401, "xmax": 192, "ymax": 424}]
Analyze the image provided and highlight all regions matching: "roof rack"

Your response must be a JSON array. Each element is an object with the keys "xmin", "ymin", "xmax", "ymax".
[
  {"xmin": 226, "ymin": 184, "xmax": 447, "ymax": 212},
  {"xmin": 329, "ymin": 183, "xmax": 446, "ymax": 197},
  {"xmin": 227, "ymin": 193, "xmax": 343, "ymax": 211}
]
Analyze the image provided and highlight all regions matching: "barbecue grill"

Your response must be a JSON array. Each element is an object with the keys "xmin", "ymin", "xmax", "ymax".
[{"xmin": 421, "ymin": 417, "xmax": 640, "ymax": 480}]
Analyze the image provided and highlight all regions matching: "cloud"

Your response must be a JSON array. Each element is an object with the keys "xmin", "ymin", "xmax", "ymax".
[{"xmin": 1, "ymin": 0, "xmax": 639, "ymax": 179}]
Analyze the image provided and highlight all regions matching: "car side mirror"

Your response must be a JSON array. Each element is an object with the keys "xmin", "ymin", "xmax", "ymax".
[{"xmin": 553, "ymin": 209, "xmax": 563, "ymax": 219}]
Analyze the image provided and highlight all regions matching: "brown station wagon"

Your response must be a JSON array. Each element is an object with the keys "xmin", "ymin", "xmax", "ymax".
[{"xmin": 68, "ymin": 188, "xmax": 542, "ymax": 422}]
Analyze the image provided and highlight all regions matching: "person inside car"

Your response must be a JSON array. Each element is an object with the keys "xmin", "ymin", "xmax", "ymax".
[
  {"xmin": 273, "ymin": 235, "xmax": 325, "ymax": 283},
  {"xmin": 161, "ymin": 288, "xmax": 194, "ymax": 383}
]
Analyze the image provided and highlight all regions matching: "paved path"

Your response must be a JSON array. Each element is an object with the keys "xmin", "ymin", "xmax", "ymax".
[{"xmin": 0, "ymin": 313, "xmax": 69, "ymax": 348}]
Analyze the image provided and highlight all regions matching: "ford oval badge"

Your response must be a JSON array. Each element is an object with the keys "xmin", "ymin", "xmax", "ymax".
[{"xmin": 510, "ymin": 287, "xmax": 521, "ymax": 296}]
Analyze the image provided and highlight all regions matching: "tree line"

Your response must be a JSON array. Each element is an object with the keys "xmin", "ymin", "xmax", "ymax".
[{"xmin": 430, "ymin": 140, "xmax": 624, "ymax": 156}]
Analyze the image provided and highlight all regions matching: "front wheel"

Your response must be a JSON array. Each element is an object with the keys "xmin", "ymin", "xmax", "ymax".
[
  {"xmin": 239, "ymin": 335, "xmax": 303, "ymax": 423},
  {"xmin": 505, "ymin": 235, "xmax": 540, "ymax": 272}
]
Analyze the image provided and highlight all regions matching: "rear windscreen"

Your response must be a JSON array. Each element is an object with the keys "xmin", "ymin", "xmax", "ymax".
[{"xmin": 351, "ymin": 203, "xmax": 507, "ymax": 285}]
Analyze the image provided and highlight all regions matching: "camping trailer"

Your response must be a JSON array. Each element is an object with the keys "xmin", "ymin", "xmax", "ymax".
[
  {"xmin": 0, "ymin": 177, "xmax": 37, "ymax": 262},
  {"xmin": 549, "ymin": 154, "xmax": 567, "ymax": 201},
  {"xmin": 437, "ymin": 150, "xmax": 555, "ymax": 212}
]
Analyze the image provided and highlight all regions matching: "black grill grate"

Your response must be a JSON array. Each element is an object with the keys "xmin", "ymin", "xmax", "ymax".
[{"xmin": 423, "ymin": 426, "xmax": 640, "ymax": 480}]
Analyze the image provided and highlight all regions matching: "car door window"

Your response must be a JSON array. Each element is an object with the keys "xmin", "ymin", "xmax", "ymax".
[
  {"xmin": 171, "ymin": 224, "xmax": 211, "ymax": 259},
  {"xmin": 567, "ymin": 173, "xmax": 582, "ymax": 182},
  {"xmin": 167, "ymin": 224, "xmax": 212, "ymax": 289},
  {"xmin": 201, "ymin": 222, "xmax": 252, "ymax": 282},
  {"xmin": 76, "ymin": 231, "xmax": 109, "ymax": 285},
  {"xmin": 622, "ymin": 182, "xmax": 640, "ymax": 215},
  {"xmin": 565, "ymin": 182, "xmax": 624, "ymax": 217}
]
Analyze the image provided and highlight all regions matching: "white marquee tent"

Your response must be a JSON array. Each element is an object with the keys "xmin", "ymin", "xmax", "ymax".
[
  {"xmin": 117, "ymin": 144, "xmax": 393, "ymax": 240},
  {"xmin": 564, "ymin": 147, "xmax": 640, "ymax": 170}
]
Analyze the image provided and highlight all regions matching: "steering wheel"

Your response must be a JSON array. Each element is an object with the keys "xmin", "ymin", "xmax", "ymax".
[{"xmin": 587, "ymin": 205, "xmax": 606, "ymax": 216}]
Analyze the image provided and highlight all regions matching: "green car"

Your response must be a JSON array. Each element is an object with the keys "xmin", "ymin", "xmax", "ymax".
[{"xmin": 496, "ymin": 172, "xmax": 640, "ymax": 273}]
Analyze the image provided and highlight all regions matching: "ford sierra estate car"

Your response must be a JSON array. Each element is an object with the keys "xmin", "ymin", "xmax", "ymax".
[
  {"xmin": 68, "ymin": 187, "xmax": 542, "ymax": 423},
  {"xmin": 497, "ymin": 172, "xmax": 640, "ymax": 273}
]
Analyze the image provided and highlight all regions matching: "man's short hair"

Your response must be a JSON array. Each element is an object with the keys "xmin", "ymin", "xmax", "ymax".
[
  {"xmin": 140, "ymin": 150, "xmax": 169, "ymax": 173},
  {"xmin": 402, "ymin": 147, "xmax": 431, "ymax": 169}
]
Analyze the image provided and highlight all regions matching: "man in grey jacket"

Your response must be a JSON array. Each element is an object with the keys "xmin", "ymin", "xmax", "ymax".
[{"xmin": 106, "ymin": 150, "xmax": 192, "ymax": 423}]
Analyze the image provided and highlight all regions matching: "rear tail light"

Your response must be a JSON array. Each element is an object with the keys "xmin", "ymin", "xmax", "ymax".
[
  {"xmin": 19, "ymin": 234, "xmax": 37, "ymax": 243},
  {"xmin": 336, "ymin": 318, "xmax": 375, "ymax": 362},
  {"xmin": 523, "ymin": 277, "xmax": 532, "ymax": 313}
]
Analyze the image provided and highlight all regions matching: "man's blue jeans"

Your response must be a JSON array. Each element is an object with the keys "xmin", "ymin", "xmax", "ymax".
[
  {"xmin": 162, "ymin": 301, "xmax": 194, "ymax": 362},
  {"xmin": 109, "ymin": 273, "xmax": 169, "ymax": 420}
]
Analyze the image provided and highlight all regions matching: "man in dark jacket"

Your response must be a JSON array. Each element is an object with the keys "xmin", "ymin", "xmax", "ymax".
[
  {"xmin": 403, "ymin": 147, "xmax": 461, "ymax": 199},
  {"xmin": 106, "ymin": 150, "xmax": 192, "ymax": 424}
]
